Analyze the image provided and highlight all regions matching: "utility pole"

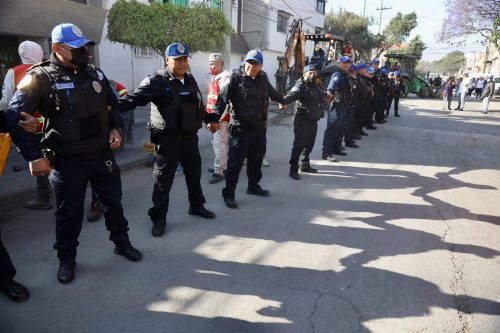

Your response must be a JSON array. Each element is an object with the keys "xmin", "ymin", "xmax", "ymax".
[
  {"xmin": 363, "ymin": 0, "xmax": 367, "ymax": 17},
  {"xmin": 376, "ymin": 0, "xmax": 392, "ymax": 34}
]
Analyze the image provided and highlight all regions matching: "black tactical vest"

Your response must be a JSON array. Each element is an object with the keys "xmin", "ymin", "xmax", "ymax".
[
  {"xmin": 31, "ymin": 61, "xmax": 110, "ymax": 158},
  {"xmin": 295, "ymin": 79, "xmax": 324, "ymax": 121},
  {"xmin": 149, "ymin": 71, "xmax": 203, "ymax": 133},
  {"xmin": 230, "ymin": 73, "xmax": 270, "ymax": 127}
]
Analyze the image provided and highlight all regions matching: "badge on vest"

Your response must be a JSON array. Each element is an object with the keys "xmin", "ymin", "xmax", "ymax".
[
  {"xmin": 55, "ymin": 82, "xmax": 75, "ymax": 90},
  {"xmin": 93, "ymin": 81, "xmax": 102, "ymax": 93}
]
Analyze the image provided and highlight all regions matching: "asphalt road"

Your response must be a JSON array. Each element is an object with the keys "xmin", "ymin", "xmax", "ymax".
[{"xmin": 1, "ymin": 97, "xmax": 499, "ymax": 332}]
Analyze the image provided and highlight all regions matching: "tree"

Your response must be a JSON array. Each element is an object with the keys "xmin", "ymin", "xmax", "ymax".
[
  {"xmin": 374, "ymin": 12, "xmax": 418, "ymax": 58},
  {"xmin": 437, "ymin": 50, "xmax": 466, "ymax": 74},
  {"xmin": 391, "ymin": 35, "xmax": 427, "ymax": 60},
  {"xmin": 437, "ymin": 0, "xmax": 500, "ymax": 52},
  {"xmin": 324, "ymin": 9, "xmax": 378, "ymax": 62},
  {"xmin": 107, "ymin": 0, "xmax": 233, "ymax": 56}
]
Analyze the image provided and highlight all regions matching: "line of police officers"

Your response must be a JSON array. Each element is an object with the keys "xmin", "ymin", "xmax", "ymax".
[{"xmin": 1, "ymin": 22, "xmax": 403, "ymax": 302}]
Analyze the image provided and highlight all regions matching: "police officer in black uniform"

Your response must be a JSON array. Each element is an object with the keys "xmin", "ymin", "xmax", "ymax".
[
  {"xmin": 344, "ymin": 64, "xmax": 360, "ymax": 149},
  {"xmin": 213, "ymin": 49, "xmax": 286, "ymax": 208},
  {"xmin": 6, "ymin": 23, "xmax": 142, "ymax": 284},
  {"xmin": 119, "ymin": 42, "xmax": 215, "ymax": 237},
  {"xmin": 322, "ymin": 55, "xmax": 352, "ymax": 160},
  {"xmin": 0, "ymin": 109, "xmax": 36, "ymax": 301},
  {"xmin": 284, "ymin": 64, "xmax": 325, "ymax": 180}
]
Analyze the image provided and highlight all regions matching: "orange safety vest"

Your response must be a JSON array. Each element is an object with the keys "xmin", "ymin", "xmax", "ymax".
[
  {"xmin": 13, "ymin": 64, "xmax": 44, "ymax": 133},
  {"xmin": 206, "ymin": 75, "xmax": 229, "ymax": 122}
]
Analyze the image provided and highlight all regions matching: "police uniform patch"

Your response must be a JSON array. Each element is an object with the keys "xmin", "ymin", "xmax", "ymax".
[
  {"xmin": 140, "ymin": 77, "xmax": 150, "ymax": 87},
  {"xmin": 96, "ymin": 70, "xmax": 104, "ymax": 81},
  {"xmin": 17, "ymin": 74, "xmax": 34, "ymax": 90},
  {"xmin": 92, "ymin": 81, "xmax": 102, "ymax": 93},
  {"xmin": 291, "ymin": 86, "xmax": 298, "ymax": 92}
]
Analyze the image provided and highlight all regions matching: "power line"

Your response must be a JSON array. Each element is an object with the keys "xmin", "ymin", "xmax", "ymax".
[{"xmin": 376, "ymin": 0, "xmax": 392, "ymax": 34}]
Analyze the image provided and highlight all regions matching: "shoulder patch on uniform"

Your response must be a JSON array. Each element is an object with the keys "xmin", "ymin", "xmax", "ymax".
[
  {"xmin": 17, "ymin": 74, "xmax": 34, "ymax": 90},
  {"xmin": 140, "ymin": 77, "xmax": 150, "ymax": 87},
  {"xmin": 96, "ymin": 70, "xmax": 104, "ymax": 81},
  {"xmin": 290, "ymin": 86, "xmax": 299, "ymax": 92}
]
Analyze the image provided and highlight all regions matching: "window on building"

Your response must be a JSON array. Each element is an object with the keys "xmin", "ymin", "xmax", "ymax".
[
  {"xmin": 134, "ymin": 47, "xmax": 158, "ymax": 58},
  {"xmin": 210, "ymin": 0, "xmax": 223, "ymax": 10},
  {"xmin": 316, "ymin": 0, "xmax": 325, "ymax": 14},
  {"xmin": 277, "ymin": 10, "xmax": 290, "ymax": 33},
  {"xmin": 68, "ymin": 0, "xmax": 87, "ymax": 4},
  {"xmin": 150, "ymin": 0, "xmax": 189, "ymax": 6}
]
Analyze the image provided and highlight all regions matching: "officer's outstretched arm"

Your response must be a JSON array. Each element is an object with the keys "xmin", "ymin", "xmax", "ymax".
[
  {"xmin": 5, "ymin": 77, "xmax": 44, "ymax": 162},
  {"xmin": 118, "ymin": 75, "xmax": 159, "ymax": 113}
]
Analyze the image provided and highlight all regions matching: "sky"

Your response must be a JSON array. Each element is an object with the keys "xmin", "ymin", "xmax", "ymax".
[{"xmin": 327, "ymin": 0, "xmax": 485, "ymax": 61}]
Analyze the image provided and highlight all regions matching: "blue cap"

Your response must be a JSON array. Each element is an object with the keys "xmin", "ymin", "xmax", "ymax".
[
  {"xmin": 165, "ymin": 42, "xmax": 191, "ymax": 58},
  {"xmin": 394, "ymin": 71, "xmax": 401, "ymax": 76},
  {"xmin": 388, "ymin": 71, "xmax": 394, "ymax": 75},
  {"xmin": 348, "ymin": 64, "xmax": 357, "ymax": 72},
  {"xmin": 51, "ymin": 23, "xmax": 95, "ymax": 48},
  {"xmin": 339, "ymin": 55, "xmax": 351, "ymax": 63},
  {"xmin": 380, "ymin": 68, "xmax": 389, "ymax": 75},
  {"xmin": 356, "ymin": 63, "xmax": 367, "ymax": 71},
  {"xmin": 366, "ymin": 66, "xmax": 375, "ymax": 74},
  {"xmin": 370, "ymin": 59, "xmax": 380, "ymax": 64},
  {"xmin": 245, "ymin": 49, "xmax": 263, "ymax": 64},
  {"xmin": 303, "ymin": 64, "xmax": 317, "ymax": 72}
]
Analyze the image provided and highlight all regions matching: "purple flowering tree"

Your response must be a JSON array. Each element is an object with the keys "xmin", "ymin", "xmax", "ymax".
[{"xmin": 437, "ymin": 0, "xmax": 500, "ymax": 52}]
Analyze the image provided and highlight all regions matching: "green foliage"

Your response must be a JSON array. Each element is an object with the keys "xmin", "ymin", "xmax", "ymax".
[
  {"xmin": 107, "ymin": 0, "xmax": 233, "ymax": 55},
  {"xmin": 437, "ymin": 50, "xmax": 466, "ymax": 74},
  {"xmin": 324, "ymin": 9, "xmax": 378, "ymax": 62},
  {"xmin": 390, "ymin": 35, "xmax": 427, "ymax": 60},
  {"xmin": 375, "ymin": 12, "xmax": 418, "ymax": 58},
  {"xmin": 417, "ymin": 50, "xmax": 465, "ymax": 75}
]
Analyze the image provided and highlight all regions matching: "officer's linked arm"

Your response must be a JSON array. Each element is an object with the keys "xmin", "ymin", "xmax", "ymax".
[
  {"xmin": 5, "ymin": 76, "xmax": 44, "ymax": 162},
  {"xmin": 118, "ymin": 75, "xmax": 158, "ymax": 113},
  {"xmin": 0, "ymin": 69, "xmax": 14, "ymax": 110},
  {"xmin": 106, "ymin": 81, "xmax": 122, "ymax": 131},
  {"xmin": 283, "ymin": 81, "xmax": 302, "ymax": 105}
]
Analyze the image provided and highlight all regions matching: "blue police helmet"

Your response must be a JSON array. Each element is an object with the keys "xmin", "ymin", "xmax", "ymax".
[
  {"xmin": 165, "ymin": 42, "xmax": 191, "ymax": 58},
  {"xmin": 303, "ymin": 64, "xmax": 317, "ymax": 73},
  {"xmin": 394, "ymin": 71, "xmax": 401, "ymax": 76},
  {"xmin": 356, "ymin": 63, "xmax": 367, "ymax": 71},
  {"xmin": 370, "ymin": 59, "xmax": 380, "ymax": 65},
  {"xmin": 380, "ymin": 67, "xmax": 389, "ymax": 75},
  {"xmin": 366, "ymin": 66, "xmax": 375, "ymax": 74},
  {"xmin": 51, "ymin": 23, "xmax": 95, "ymax": 48},
  {"xmin": 245, "ymin": 49, "xmax": 263, "ymax": 64},
  {"xmin": 339, "ymin": 55, "xmax": 352, "ymax": 63}
]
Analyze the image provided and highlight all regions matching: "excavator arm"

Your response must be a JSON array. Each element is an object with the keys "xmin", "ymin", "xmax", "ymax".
[{"xmin": 276, "ymin": 19, "xmax": 306, "ymax": 95}]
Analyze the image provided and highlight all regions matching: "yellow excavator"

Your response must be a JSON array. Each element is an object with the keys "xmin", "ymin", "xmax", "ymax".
[{"xmin": 275, "ymin": 19, "xmax": 345, "ymax": 95}]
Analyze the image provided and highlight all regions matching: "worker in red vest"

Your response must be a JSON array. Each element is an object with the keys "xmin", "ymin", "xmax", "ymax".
[{"xmin": 0, "ymin": 41, "xmax": 51, "ymax": 210}]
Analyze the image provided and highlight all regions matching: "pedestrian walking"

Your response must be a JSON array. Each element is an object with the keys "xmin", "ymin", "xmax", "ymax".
[
  {"xmin": 481, "ymin": 75, "xmax": 495, "ymax": 114},
  {"xmin": 6, "ymin": 23, "xmax": 143, "ymax": 284}
]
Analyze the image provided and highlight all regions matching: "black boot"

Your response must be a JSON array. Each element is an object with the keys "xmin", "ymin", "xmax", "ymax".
[
  {"xmin": 289, "ymin": 166, "xmax": 300, "ymax": 180},
  {"xmin": 300, "ymin": 163, "xmax": 317, "ymax": 174}
]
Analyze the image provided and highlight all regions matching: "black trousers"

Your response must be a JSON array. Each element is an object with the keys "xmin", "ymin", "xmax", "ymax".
[
  {"xmin": 222, "ymin": 126, "xmax": 266, "ymax": 199},
  {"xmin": 394, "ymin": 95, "xmax": 400, "ymax": 115},
  {"xmin": 374, "ymin": 94, "xmax": 385, "ymax": 122},
  {"xmin": 344, "ymin": 109, "xmax": 355, "ymax": 144},
  {"xmin": 0, "ymin": 227, "xmax": 16, "ymax": 283},
  {"xmin": 289, "ymin": 115, "xmax": 318, "ymax": 168},
  {"xmin": 50, "ymin": 150, "xmax": 130, "ymax": 265},
  {"xmin": 385, "ymin": 95, "xmax": 394, "ymax": 114},
  {"xmin": 149, "ymin": 134, "xmax": 206, "ymax": 222}
]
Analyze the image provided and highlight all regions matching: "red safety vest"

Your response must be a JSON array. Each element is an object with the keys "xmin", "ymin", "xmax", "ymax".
[
  {"xmin": 206, "ymin": 74, "xmax": 229, "ymax": 122},
  {"xmin": 13, "ymin": 64, "xmax": 44, "ymax": 133}
]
